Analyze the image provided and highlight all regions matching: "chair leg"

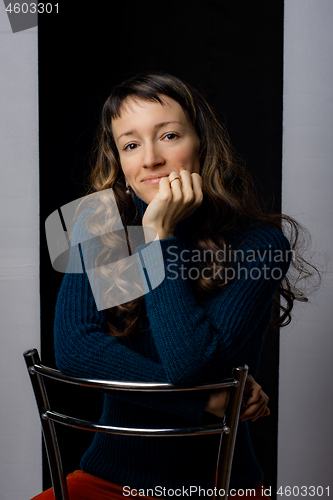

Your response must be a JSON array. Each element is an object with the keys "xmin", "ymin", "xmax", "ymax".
[
  {"xmin": 213, "ymin": 366, "xmax": 249, "ymax": 500},
  {"xmin": 23, "ymin": 349, "xmax": 69, "ymax": 500}
]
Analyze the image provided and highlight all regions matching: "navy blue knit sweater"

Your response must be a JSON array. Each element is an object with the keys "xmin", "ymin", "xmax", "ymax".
[{"xmin": 54, "ymin": 192, "xmax": 291, "ymax": 494}]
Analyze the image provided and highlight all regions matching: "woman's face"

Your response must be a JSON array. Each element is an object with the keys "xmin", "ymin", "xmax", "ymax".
[{"xmin": 111, "ymin": 95, "xmax": 201, "ymax": 204}]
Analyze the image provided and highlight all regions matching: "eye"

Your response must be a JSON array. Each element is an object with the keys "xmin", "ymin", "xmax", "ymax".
[
  {"xmin": 123, "ymin": 143, "xmax": 138, "ymax": 151},
  {"xmin": 163, "ymin": 133, "xmax": 179, "ymax": 141}
]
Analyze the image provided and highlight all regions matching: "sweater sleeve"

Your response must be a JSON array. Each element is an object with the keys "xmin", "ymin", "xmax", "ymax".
[
  {"xmin": 135, "ymin": 224, "xmax": 292, "ymax": 386},
  {"xmin": 54, "ymin": 269, "xmax": 210, "ymax": 422},
  {"xmin": 53, "ymin": 213, "xmax": 208, "ymax": 422}
]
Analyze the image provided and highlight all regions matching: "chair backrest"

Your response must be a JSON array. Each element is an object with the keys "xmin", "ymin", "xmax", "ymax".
[{"xmin": 23, "ymin": 348, "xmax": 248, "ymax": 500}]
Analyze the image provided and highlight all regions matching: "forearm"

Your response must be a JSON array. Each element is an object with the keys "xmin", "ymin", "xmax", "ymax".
[
  {"xmin": 135, "ymin": 226, "xmax": 291, "ymax": 386},
  {"xmin": 54, "ymin": 271, "xmax": 209, "ymax": 422}
]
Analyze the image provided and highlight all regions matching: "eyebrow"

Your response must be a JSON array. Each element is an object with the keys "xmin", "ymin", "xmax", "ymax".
[{"xmin": 116, "ymin": 121, "xmax": 183, "ymax": 141}]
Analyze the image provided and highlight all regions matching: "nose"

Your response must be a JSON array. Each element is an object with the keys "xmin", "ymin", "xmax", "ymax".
[{"xmin": 142, "ymin": 142, "xmax": 165, "ymax": 169}]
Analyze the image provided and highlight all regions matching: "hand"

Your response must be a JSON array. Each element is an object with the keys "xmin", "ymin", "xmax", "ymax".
[
  {"xmin": 204, "ymin": 388, "xmax": 229, "ymax": 419},
  {"xmin": 239, "ymin": 375, "xmax": 270, "ymax": 422},
  {"xmin": 142, "ymin": 169, "xmax": 203, "ymax": 242},
  {"xmin": 204, "ymin": 375, "xmax": 270, "ymax": 421}
]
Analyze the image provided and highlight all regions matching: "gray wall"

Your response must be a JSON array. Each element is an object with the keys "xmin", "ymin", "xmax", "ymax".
[
  {"xmin": 0, "ymin": 5, "xmax": 40, "ymax": 499},
  {"xmin": 279, "ymin": 0, "xmax": 333, "ymax": 494}
]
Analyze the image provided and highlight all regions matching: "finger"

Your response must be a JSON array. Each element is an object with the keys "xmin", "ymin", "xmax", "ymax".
[
  {"xmin": 178, "ymin": 169, "xmax": 196, "ymax": 204},
  {"xmin": 246, "ymin": 390, "xmax": 269, "ymax": 408},
  {"xmin": 246, "ymin": 385, "xmax": 265, "ymax": 406},
  {"xmin": 169, "ymin": 171, "xmax": 182, "ymax": 185},
  {"xmin": 240, "ymin": 394, "xmax": 268, "ymax": 418},
  {"xmin": 191, "ymin": 173, "xmax": 203, "ymax": 206},
  {"xmin": 240, "ymin": 400, "xmax": 269, "ymax": 421},
  {"xmin": 240, "ymin": 404, "xmax": 263, "ymax": 420},
  {"xmin": 243, "ymin": 375, "xmax": 260, "ymax": 400},
  {"xmin": 241, "ymin": 408, "xmax": 265, "ymax": 421},
  {"xmin": 249, "ymin": 402, "xmax": 268, "ymax": 421},
  {"xmin": 158, "ymin": 175, "xmax": 174, "ymax": 201},
  {"xmin": 167, "ymin": 171, "xmax": 183, "ymax": 201},
  {"xmin": 252, "ymin": 407, "xmax": 270, "ymax": 422}
]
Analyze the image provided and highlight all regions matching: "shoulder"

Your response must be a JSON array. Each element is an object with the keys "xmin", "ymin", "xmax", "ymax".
[
  {"xmin": 229, "ymin": 223, "xmax": 292, "ymax": 276},
  {"xmin": 234, "ymin": 223, "xmax": 291, "ymax": 253}
]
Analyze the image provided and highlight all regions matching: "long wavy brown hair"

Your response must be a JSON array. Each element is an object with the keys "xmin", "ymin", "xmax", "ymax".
[{"xmin": 84, "ymin": 71, "xmax": 318, "ymax": 337}]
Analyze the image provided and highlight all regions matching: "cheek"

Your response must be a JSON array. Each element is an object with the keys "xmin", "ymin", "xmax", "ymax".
[
  {"xmin": 176, "ymin": 144, "xmax": 200, "ymax": 170},
  {"xmin": 119, "ymin": 158, "xmax": 137, "ymax": 181}
]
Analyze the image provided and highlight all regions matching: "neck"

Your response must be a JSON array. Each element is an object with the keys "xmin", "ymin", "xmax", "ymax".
[{"xmin": 132, "ymin": 190, "xmax": 148, "ymax": 219}]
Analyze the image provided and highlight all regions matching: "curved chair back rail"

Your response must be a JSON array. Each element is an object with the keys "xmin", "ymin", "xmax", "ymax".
[
  {"xmin": 42, "ymin": 410, "xmax": 230, "ymax": 437},
  {"xmin": 23, "ymin": 348, "xmax": 248, "ymax": 500},
  {"xmin": 30, "ymin": 363, "xmax": 239, "ymax": 392}
]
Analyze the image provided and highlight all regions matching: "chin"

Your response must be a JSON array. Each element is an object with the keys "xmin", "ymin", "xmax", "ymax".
[{"xmin": 142, "ymin": 196, "xmax": 154, "ymax": 204}]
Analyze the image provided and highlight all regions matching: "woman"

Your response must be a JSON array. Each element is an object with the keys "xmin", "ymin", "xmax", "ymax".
[{"xmin": 34, "ymin": 71, "xmax": 300, "ymax": 499}]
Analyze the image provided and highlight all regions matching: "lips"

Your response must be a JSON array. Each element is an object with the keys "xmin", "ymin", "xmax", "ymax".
[{"xmin": 141, "ymin": 174, "xmax": 170, "ymax": 182}]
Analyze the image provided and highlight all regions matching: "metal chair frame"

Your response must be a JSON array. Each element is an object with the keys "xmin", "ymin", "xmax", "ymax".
[{"xmin": 23, "ymin": 348, "xmax": 248, "ymax": 500}]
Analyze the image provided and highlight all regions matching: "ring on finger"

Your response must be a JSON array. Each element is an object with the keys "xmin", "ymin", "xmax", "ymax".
[{"xmin": 170, "ymin": 176, "xmax": 182, "ymax": 186}]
